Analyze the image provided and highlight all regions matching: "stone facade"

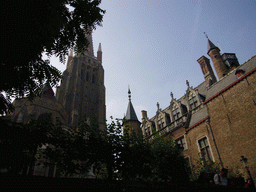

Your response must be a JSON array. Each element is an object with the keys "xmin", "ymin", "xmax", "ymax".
[
  {"xmin": 56, "ymin": 34, "xmax": 106, "ymax": 130},
  {"xmin": 139, "ymin": 38, "xmax": 256, "ymax": 181}
]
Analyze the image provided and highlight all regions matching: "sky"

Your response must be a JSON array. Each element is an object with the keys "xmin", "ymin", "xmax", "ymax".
[{"xmin": 51, "ymin": 0, "xmax": 256, "ymax": 123}]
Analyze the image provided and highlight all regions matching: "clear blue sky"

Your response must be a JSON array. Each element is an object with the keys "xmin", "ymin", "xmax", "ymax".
[{"xmin": 52, "ymin": 0, "xmax": 256, "ymax": 123}]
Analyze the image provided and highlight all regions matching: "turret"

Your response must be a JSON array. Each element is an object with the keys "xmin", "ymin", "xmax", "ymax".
[
  {"xmin": 205, "ymin": 35, "xmax": 240, "ymax": 80},
  {"xmin": 207, "ymin": 38, "xmax": 227, "ymax": 80},
  {"xmin": 123, "ymin": 87, "xmax": 142, "ymax": 136}
]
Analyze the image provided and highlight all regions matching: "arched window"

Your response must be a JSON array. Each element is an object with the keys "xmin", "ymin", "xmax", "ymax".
[{"xmin": 86, "ymin": 72, "xmax": 90, "ymax": 82}]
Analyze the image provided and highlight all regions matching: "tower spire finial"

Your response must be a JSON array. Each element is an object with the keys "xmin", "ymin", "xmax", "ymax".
[
  {"xmin": 204, "ymin": 32, "xmax": 209, "ymax": 39},
  {"xmin": 128, "ymin": 85, "xmax": 131, "ymax": 101}
]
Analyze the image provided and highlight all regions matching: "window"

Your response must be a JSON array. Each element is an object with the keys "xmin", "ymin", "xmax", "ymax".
[
  {"xmin": 198, "ymin": 137, "xmax": 213, "ymax": 161},
  {"xmin": 145, "ymin": 127, "xmax": 150, "ymax": 136},
  {"xmin": 86, "ymin": 72, "xmax": 90, "ymax": 81},
  {"xmin": 175, "ymin": 136, "xmax": 187, "ymax": 150},
  {"xmin": 189, "ymin": 96, "xmax": 198, "ymax": 110},
  {"xmin": 172, "ymin": 108, "xmax": 180, "ymax": 120},
  {"xmin": 92, "ymin": 74, "xmax": 95, "ymax": 84},
  {"xmin": 157, "ymin": 118, "xmax": 164, "ymax": 129}
]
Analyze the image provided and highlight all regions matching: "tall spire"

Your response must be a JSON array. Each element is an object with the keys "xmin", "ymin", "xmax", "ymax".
[
  {"xmin": 86, "ymin": 32, "xmax": 94, "ymax": 56},
  {"xmin": 97, "ymin": 43, "xmax": 102, "ymax": 62},
  {"xmin": 125, "ymin": 87, "xmax": 138, "ymax": 121}
]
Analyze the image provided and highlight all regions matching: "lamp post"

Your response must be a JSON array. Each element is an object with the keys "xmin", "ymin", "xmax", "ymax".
[{"xmin": 240, "ymin": 156, "xmax": 255, "ymax": 188}]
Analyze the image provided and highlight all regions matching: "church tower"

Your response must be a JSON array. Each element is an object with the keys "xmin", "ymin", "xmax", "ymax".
[
  {"xmin": 56, "ymin": 33, "xmax": 106, "ymax": 130},
  {"xmin": 123, "ymin": 88, "xmax": 142, "ymax": 136}
]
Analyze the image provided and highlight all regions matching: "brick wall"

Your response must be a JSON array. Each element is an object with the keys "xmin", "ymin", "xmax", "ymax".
[{"xmin": 206, "ymin": 71, "xmax": 256, "ymax": 180}]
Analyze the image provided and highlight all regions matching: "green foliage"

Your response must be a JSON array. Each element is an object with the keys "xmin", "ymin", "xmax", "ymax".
[
  {"xmin": 1, "ymin": 116, "xmax": 190, "ymax": 182},
  {"xmin": 1, "ymin": 0, "xmax": 105, "ymax": 115},
  {"xmin": 103, "ymin": 118, "xmax": 190, "ymax": 183}
]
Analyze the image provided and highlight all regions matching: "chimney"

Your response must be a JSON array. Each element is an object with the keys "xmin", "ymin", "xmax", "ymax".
[
  {"xmin": 197, "ymin": 56, "xmax": 217, "ymax": 86},
  {"xmin": 142, "ymin": 110, "xmax": 147, "ymax": 122}
]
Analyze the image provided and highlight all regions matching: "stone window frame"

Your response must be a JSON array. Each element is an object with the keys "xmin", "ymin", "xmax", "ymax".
[
  {"xmin": 186, "ymin": 87, "xmax": 201, "ymax": 111},
  {"xmin": 157, "ymin": 118, "xmax": 164, "ymax": 130},
  {"xmin": 197, "ymin": 136, "xmax": 214, "ymax": 162},
  {"xmin": 188, "ymin": 96, "xmax": 198, "ymax": 110},
  {"xmin": 175, "ymin": 135, "xmax": 188, "ymax": 150},
  {"xmin": 172, "ymin": 108, "xmax": 180, "ymax": 121},
  {"xmin": 169, "ymin": 98, "xmax": 183, "ymax": 122}
]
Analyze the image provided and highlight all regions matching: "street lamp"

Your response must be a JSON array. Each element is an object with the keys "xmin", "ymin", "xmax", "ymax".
[{"xmin": 240, "ymin": 156, "xmax": 255, "ymax": 188}]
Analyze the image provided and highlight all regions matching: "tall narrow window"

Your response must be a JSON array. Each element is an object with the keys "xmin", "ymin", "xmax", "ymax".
[
  {"xmin": 198, "ymin": 137, "xmax": 213, "ymax": 161},
  {"xmin": 157, "ymin": 118, "xmax": 164, "ymax": 129},
  {"xmin": 92, "ymin": 74, "xmax": 95, "ymax": 84},
  {"xmin": 86, "ymin": 72, "xmax": 90, "ymax": 81},
  {"xmin": 172, "ymin": 108, "xmax": 180, "ymax": 120},
  {"xmin": 189, "ymin": 96, "xmax": 198, "ymax": 110}
]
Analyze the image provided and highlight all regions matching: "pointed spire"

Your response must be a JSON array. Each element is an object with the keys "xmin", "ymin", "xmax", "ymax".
[
  {"xmin": 204, "ymin": 33, "xmax": 219, "ymax": 54},
  {"xmin": 97, "ymin": 43, "xmax": 102, "ymax": 62},
  {"xmin": 82, "ymin": 30, "xmax": 94, "ymax": 56},
  {"xmin": 128, "ymin": 85, "xmax": 131, "ymax": 101},
  {"xmin": 98, "ymin": 43, "xmax": 102, "ymax": 52},
  {"xmin": 125, "ymin": 87, "xmax": 138, "ymax": 121}
]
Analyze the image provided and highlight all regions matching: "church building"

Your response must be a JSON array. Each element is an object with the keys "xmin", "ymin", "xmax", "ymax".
[{"xmin": 9, "ymin": 32, "xmax": 106, "ymax": 177}]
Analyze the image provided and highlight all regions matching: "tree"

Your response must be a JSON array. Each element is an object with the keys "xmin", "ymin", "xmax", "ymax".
[
  {"xmin": 1, "ymin": 0, "xmax": 105, "ymax": 115},
  {"xmin": 101, "ymin": 118, "xmax": 190, "ymax": 183},
  {"xmin": 0, "ymin": 115, "xmax": 105, "ymax": 177}
]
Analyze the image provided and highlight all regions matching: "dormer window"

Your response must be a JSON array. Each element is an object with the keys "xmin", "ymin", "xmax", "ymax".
[
  {"xmin": 189, "ymin": 96, "xmax": 198, "ymax": 110},
  {"xmin": 172, "ymin": 108, "xmax": 180, "ymax": 121},
  {"xmin": 157, "ymin": 118, "xmax": 164, "ymax": 129}
]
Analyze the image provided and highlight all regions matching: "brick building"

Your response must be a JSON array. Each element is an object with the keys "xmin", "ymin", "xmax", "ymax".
[{"xmin": 135, "ymin": 38, "xmax": 256, "ymax": 181}]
